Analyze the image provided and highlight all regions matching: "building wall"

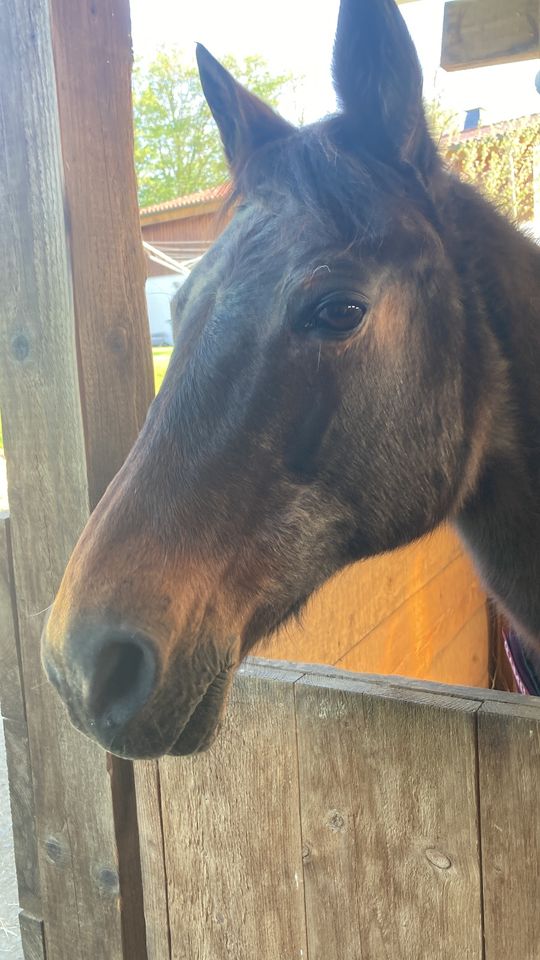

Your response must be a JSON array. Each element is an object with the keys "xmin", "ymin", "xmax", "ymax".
[
  {"xmin": 141, "ymin": 210, "xmax": 224, "ymax": 243},
  {"xmin": 141, "ymin": 209, "xmax": 230, "ymax": 276}
]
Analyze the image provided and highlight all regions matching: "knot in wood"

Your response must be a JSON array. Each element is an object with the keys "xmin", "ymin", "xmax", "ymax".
[
  {"xmin": 302, "ymin": 843, "xmax": 312, "ymax": 863},
  {"xmin": 326, "ymin": 810, "xmax": 346, "ymax": 833},
  {"xmin": 425, "ymin": 848, "xmax": 452, "ymax": 871},
  {"xmin": 97, "ymin": 867, "xmax": 120, "ymax": 894},
  {"xmin": 11, "ymin": 333, "xmax": 30, "ymax": 362},
  {"xmin": 44, "ymin": 837, "xmax": 63, "ymax": 864},
  {"xmin": 106, "ymin": 325, "xmax": 128, "ymax": 356}
]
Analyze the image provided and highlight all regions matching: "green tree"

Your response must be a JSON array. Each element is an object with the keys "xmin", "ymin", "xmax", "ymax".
[
  {"xmin": 133, "ymin": 50, "xmax": 294, "ymax": 207},
  {"xmin": 448, "ymin": 118, "xmax": 539, "ymax": 223},
  {"xmin": 427, "ymin": 99, "xmax": 539, "ymax": 224}
]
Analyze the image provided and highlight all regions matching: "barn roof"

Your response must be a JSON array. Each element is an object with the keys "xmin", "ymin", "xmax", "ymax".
[
  {"xmin": 453, "ymin": 113, "xmax": 539, "ymax": 144},
  {"xmin": 140, "ymin": 182, "xmax": 231, "ymax": 218}
]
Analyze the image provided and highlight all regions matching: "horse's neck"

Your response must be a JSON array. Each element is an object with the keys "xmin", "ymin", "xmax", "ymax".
[{"xmin": 448, "ymin": 181, "xmax": 540, "ymax": 654}]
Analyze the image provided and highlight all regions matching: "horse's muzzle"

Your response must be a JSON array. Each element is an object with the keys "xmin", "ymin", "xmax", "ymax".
[{"xmin": 42, "ymin": 617, "xmax": 235, "ymax": 759}]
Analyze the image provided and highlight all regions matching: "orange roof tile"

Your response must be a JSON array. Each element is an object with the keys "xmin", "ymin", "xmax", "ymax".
[{"xmin": 140, "ymin": 182, "xmax": 231, "ymax": 217}]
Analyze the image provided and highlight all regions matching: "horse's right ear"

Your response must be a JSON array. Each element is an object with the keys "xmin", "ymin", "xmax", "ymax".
[
  {"xmin": 332, "ymin": 0, "xmax": 436, "ymax": 177},
  {"xmin": 196, "ymin": 45, "xmax": 294, "ymax": 176}
]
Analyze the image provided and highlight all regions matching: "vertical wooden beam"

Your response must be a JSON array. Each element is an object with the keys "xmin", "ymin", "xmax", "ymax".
[
  {"xmin": 295, "ymin": 676, "xmax": 484, "ymax": 959},
  {"xmin": 49, "ymin": 0, "xmax": 153, "ymax": 507},
  {"xmin": 0, "ymin": 0, "xmax": 152, "ymax": 956},
  {"xmin": 139, "ymin": 665, "xmax": 309, "ymax": 960},
  {"xmin": 478, "ymin": 701, "xmax": 540, "ymax": 960},
  {"xmin": 47, "ymin": 4, "xmax": 153, "ymax": 950},
  {"xmin": 1, "ymin": 516, "xmax": 43, "ymax": 946}
]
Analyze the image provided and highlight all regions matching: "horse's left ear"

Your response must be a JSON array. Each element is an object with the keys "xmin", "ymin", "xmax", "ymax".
[
  {"xmin": 196, "ymin": 45, "xmax": 294, "ymax": 175},
  {"xmin": 332, "ymin": 0, "xmax": 436, "ymax": 177}
]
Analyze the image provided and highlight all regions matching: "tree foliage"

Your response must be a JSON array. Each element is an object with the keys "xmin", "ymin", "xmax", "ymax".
[
  {"xmin": 428, "ymin": 100, "xmax": 539, "ymax": 224},
  {"xmin": 133, "ymin": 50, "xmax": 293, "ymax": 207}
]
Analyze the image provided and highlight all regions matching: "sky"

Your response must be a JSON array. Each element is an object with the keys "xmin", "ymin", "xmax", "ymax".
[{"xmin": 130, "ymin": 0, "xmax": 540, "ymax": 127}]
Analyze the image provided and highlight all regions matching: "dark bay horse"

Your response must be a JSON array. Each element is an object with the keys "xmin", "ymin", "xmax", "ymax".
[{"xmin": 43, "ymin": 0, "xmax": 540, "ymax": 758}]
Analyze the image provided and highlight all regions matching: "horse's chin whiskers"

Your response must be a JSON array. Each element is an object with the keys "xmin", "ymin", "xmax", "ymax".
[{"xmin": 28, "ymin": 603, "xmax": 54, "ymax": 619}]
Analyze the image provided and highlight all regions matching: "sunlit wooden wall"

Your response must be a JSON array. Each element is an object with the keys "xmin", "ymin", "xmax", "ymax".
[{"xmin": 262, "ymin": 525, "xmax": 490, "ymax": 688}]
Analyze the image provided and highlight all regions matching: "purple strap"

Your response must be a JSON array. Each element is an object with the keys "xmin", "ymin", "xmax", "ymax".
[
  {"xmin": 503, "ymin": 630, "xmax": 540, "ymax": 696},
  {"xmin": 504, "ymin": 633, "xmax": 531, "ymax": 695}
]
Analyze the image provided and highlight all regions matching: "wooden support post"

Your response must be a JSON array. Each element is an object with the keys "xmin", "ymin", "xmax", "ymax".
[
  {"xmin": 0, "ymin": 0, "xmax": 153, "ymax": 957},
  {"xmin": 0, "ymin": 516, "xmax": 44, "ymax": 955},
  {"xmin": 442, "ymin": 0, "xmax": 540, "ymax": 71}
]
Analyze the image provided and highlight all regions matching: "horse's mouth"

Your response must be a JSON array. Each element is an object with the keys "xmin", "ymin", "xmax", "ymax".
[
  {"xmin": 167, "ymin": 667, "xmax": 234, "ymax": 756},
  {"xmin": 106, "ymin": 665, "xmax": 235, "ymax": 760}
]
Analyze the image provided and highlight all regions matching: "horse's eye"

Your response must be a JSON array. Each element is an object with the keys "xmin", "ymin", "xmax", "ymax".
[{"xmin": 301, "ymin": 294, "xmax": 367, "ymax": 339}]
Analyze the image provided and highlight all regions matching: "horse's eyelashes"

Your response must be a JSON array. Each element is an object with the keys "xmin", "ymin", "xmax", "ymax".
[{"xmin": 297, "ymin": 292, "xmax": 368, "ymax": 341}]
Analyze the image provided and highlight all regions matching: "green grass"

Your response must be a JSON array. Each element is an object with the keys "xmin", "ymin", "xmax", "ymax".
[
  {"xmin": 0, "ymin": 347, "xmax": 173, "ymax": 457},
  {"xmin": 152, "ymin": 346, "xmax": 173, "ymax": 393}
]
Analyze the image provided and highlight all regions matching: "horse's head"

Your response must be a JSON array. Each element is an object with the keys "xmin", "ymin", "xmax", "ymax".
[{"xmin": 43, "ymin": 0, "xmax": 493, "ymax": 758}]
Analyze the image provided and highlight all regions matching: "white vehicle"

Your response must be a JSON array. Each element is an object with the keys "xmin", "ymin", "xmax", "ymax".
[{"xmin": 145, "ymin": 274, "xmax": 185, "ymax": 347}]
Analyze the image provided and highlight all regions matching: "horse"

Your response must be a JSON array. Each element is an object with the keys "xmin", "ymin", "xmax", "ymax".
[{"xmin": 42, "ymin": 0, "xmax": 540, "ymax": 759}]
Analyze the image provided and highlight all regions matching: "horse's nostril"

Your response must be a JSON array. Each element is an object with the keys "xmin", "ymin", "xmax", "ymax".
[{"xmin": 80, "ymin": 630, "xmax": 158, "ymax": 736}]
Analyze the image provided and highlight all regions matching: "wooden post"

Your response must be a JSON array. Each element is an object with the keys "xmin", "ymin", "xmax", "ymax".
[
  {"xmin": 0, "ymin": 516, "xmax": 43, "ymax": 949},
  {"xmin": 134, "ymin": 659, "xmax": 540, "ymax": 959},
  {"xmin": 0, "ymin": 0, "xmax": 153, "ymax": 956}
]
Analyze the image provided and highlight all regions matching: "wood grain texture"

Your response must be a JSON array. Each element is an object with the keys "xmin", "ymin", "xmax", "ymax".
[
  {"xmin": 442, "ymin": 0, "xmax": 540, "ymax": 71},
  {"xmin": 337, "ymin": 553, "xmax": 486, "ymax": 680},
  {"xmin": 48, "ymin": 1, "xmax": 154, "ymax": 955},
  {"xmin": 134, "ymin": 761, "xmax": 171, "ymax": 960},
  {"xmin": 265, "ymin": 527, "xmax": 489, "ymax": 689},
  {"xmin": 2, "ymin": 719, "xmax": 41, "ymax": 918},
  {"xmin": 295, "ymin": 674, "xmax": 483, "ymax": 960},
  {"xmin": 50, "ymin": 0, "xmax": 154, "ymax": 508},
  {"xmin": 138, "ymin": 661, "xmax": 540, "ymax": 960},
  {"xmin": 478, "ymin": 701, "xmax": 540, "ymax": 960},
  {"xmin": 0, "ymin": 2, "xmax": 148, "ymax": 957},
  {"xmin": 157, "ymin": 666, "xmax": 308, "ymax": 960},
  {"xmin": 265, "ymin": 526, "xmax": 463, "ymax": 668},
  {"xmin": 0, "ymin": 516, "xmax": 25, "ymax": 723},
  {"xmin": 246, "ymin": 656, "xmax": 522, "ymax": 706},
  {"xmin": 427, "ymin": 606, "xmax": 489, "ymax": 688},
  {"xmin": 19, "ymin": 913, "xmax": 46, "ymax": 960}
]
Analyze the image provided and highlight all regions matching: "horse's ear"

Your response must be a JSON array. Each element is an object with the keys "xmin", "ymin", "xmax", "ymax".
[
  {"xmin": 332, "ymin": 0, "xmax": 436, "ymax": 176},
  {"xmin": 196, "ymin": 45, "xmax": 294, "ymax": 175}
]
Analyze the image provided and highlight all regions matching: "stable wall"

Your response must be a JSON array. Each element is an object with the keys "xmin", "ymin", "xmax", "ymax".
[{"xmin": 265, "ymin": 526, "xmax": 490, "ymax": 688}]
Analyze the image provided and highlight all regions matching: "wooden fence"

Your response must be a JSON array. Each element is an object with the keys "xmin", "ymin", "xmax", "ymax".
[
  {"xmin": 133, "ymin": 659, "xmax": 540, "ymax": 960},
  {"xmin": 0, "ymin": 1, "xmax": 539, "ymax": 959}
]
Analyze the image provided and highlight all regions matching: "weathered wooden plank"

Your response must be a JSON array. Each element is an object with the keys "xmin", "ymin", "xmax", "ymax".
[
  {"xmin": 157, "ymin": 666, "xmax": 308, "ymax": 960},
  {"xmin": 2, "ymin": 719, "xmax": 41, "ymax": 918},
  {"xmin": 19, "ymin": 912, "xmax": 46, "ymax": 960},
  {"xmin": 442, "ymin": 0, "xmax": 540, "ymax": 71},
  {"xmin": 50, "ymin": 0, "xmax": 154, "ymax": 507},
  {"xmin": 48, "ymin": 1, "xmax": 154, "ymax": 955},
  {"xmin": 478, "ymin": 701, "xmax": 540, "ymax": 960},
  {"xmin": 247, "ymin": 656, "xmax": 540, "ymax": 709},
  {"xmin": 0, "ymin": 515, "xmax": 25, "ymax": 723},
  {"xmin": 0, "ymin": 1, "xmax": 148, "ymax": 957},
  {"xmin": 133, "ymin": 762, "xmax": 171, "ymax": 960},
  {"xmin": 48, "ymin": 2, "xmax": 154, "ymax": 952},
  {"xmin": 295, "ymin": 675, "xmax": 483, "ymax": 959},
  {"xmin": 427, "ymin": 605, "xmax": 489, "ymax": 688},
  {"xmin": 267, "ymin": 525, "xmax": 463, "ymax": 668},
  {"xmin": 336, "ymin": 553, "xmax": 486, "ymax": 680}
]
